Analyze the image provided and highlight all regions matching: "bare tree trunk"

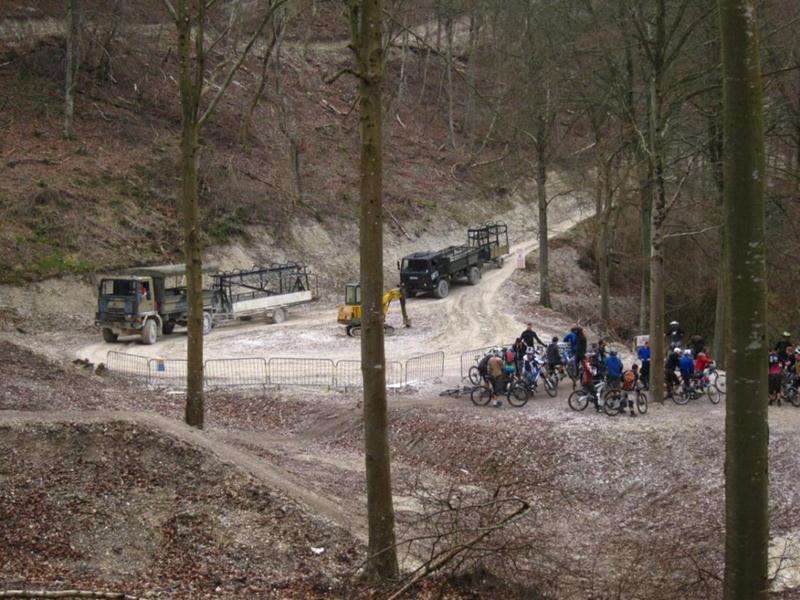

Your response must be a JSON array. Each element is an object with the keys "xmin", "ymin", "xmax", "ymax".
[
  {"xmin": 176, "ymin": 0, "xmax": 205, "ymax": 429},
  {"xmin": 647, "ymin": 0, "xmax": 666, "ymax": 405},
  {"xmin": 536, "ymin": 135, "xmax": 550, "ymax": 308},
  {"xmin": 719, "ymin": 0, "xmax": 769, "ymax": 596},
  {"xmin": 445, "ymin": 13, "xmax": 456, "ymax": 149},
  {"xmin": 63, "ymin": 0, "xmax": 81, "ymax": 139},
  {"xmin": 351, "ymin": 0, "xmax": 399, "ymax": 582},
  {"xmin": 709, "ymin": 109, "xmax": 728, "ymax": 367},
  {"xmin": 598, "ymin": 162, "xmax": 612, "ymax": 326},
  {"xmin": 638, "ymin": 163, "xmax": 652, "ymax": 333}
]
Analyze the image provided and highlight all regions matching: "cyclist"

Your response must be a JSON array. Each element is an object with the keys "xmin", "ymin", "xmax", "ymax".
[
  {"xmin": 622, "ymin": 366, "xmax": 639, "ymax": 417},
  {"xmin": 679, "ymin": 349, "xmax": 695, "ymax": 389},
  {"xmin": 580, "ymin": 351, "xmax": 599, "ymax": 411},
  {"xmin": 605, "ymin": 349, "xmax": 623, "ymax": 388},
  {"xmin": 564, "ymin": 326, "xmax": 578, "ymax": 356},
  {"xmin": 477, "ymin": 350, "xmax": 492, "ymax": 387},
  {"xmin": 664, "ymin": 347, "xmax": 682, "ymax": 400},
  {"xmin": 695, "ymin": 350, "xmax": 713, "ymax": 375},
  {"xmin": 667, "ymin": 320, "xmax": 684, "ymax": 348},
  {"xmin": 513, "ymin": 338, "xmax": 528, "ymax": 374},
  {"xmin": 575, "ymin": 327, "xmax": 588, "ymax": 362},
  {"xmin": 768, "ymin": 350, "xmax": 782, "ymax": 406},
  {"xmin": 546, "ymin": 336, "xmax": 562, "ymax": 372},
  {"xmin": 688, "ymin": 334, "xmax": 705, "ymax": 359},
  {"xmin": 487, "ymin": 349, "xmax": 504, "ymax": 403},
  {"xmin": 775, "ymin": 331, "xmax": 793, "ymax": 362},
  {"xmin": 521, "ymin": 323, "xmax": 546, "ymax": 350},
  {"xmin": 637, "ymin": 339, "xmax": 651, "ymax": 390}
]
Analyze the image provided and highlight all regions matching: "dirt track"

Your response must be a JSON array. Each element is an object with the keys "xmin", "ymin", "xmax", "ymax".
[{"xmin": 74, "ymin": 197, "xmax": 588, "ymax": 382}]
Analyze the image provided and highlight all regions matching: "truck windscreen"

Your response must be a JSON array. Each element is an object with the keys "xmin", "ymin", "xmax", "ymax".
[
  {"xmin": 100, "ymin": 279, "xmax": 136, "ymax": 296},
  {"xmin": 402, "ymin": 259, "xmax": 430, "ymax": 271}
]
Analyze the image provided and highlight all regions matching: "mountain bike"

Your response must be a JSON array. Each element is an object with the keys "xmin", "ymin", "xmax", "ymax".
[
  {"xmin": 521, "ymin": 359, "xmax": 558, "ymax": 398},
  {"xmin": 470, "ymin": 376, "xmax": 528, "ymax": 407}
]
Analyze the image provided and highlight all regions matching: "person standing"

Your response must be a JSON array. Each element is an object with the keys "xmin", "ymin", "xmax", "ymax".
[
  {"xmin": 575, "ymin": 327, "xmax": 588, "ymax": 362},
  {"xmin": 520, "ymin": 322, "xmax": 546, "ymax": 349},
  {"xmin": 637, "ymin": 340, "xmax": 651, "ymax": 390},
  {"xmin": 667, "ymin": 320, "xmax": 684, "ymax": 348}
]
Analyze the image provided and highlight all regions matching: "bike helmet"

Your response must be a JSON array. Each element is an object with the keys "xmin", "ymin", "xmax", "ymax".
[
  {"xmin": 673, "ymin": 347, "xmax": 682, "ymax": 354},
  {"xmin": 609, "ymin": 349, "xmax": 617, "ymax": 356},
  {"xmin": 526, "ymin": 347, "xmax": 534, "ymax": 355},
  {"xmin": 670, "ymin": 320, "xmax": 679, "ymax": 326},
  {"xmin": 783, "ymin": 331, "xmax": 791, "ymax": 337},
  {"xmin": 683, "ymin": 349, "xmax": 692, "ymax": 356}
]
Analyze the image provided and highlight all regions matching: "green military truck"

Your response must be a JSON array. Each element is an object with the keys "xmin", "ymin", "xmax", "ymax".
[{"xmin": 95, "ymin": 264, "xmax": 218, "ymax": 345}]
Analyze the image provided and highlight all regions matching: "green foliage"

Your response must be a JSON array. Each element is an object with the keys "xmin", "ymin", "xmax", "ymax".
[{"xmin": 29, "ymin": 250, "xmax": 96, "ymax": 278}]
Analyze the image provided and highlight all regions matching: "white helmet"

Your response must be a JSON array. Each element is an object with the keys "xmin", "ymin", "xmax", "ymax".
[
  {"xmin": 683, "ymin": 349, "xmax": 692, "ymax": 356},
  {"xmin": 670, "ymin": 321, "xmax": 679, "ymax": 326}
]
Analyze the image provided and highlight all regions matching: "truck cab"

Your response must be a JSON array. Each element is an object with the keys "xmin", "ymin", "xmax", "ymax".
[
  {"xmin": 96, "ymin": 276, "xmax": 161, "ymax": 344},
  {"xmin": 96, "ymin": 264, "xmax": 217, "ymax": 345},
  {"xmin": 400, "ymin": 253, "xmax": 442, "ymax": 295}
]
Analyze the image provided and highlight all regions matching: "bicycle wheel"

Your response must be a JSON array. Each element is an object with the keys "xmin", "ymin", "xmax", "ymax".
[
  {"xmin": 568, "ymin": 390, "xmax": 589, "ymax": 411},
  {"xmin": 706, "ymin": 384, "xmax": 720, "ymax": 405},
  {"xmin": 507, "ymin": 383, "xmax": 529, "ymax": 407},
  {"xmin": 636, "ymin": 391, "xmax": 648, "ymax": 414},
  {"xmin": 710, "ymin": 370, "xmax": 726, "ymax": 395},
  {"xmin": 543, "ymin": 375, "xmax": 558, "ymax": 397},
  {"xmin": 468, "ymin": 366, "xmax": 481, "ymax": 386},
  {"xmin": 603, "ymin": 389, "xmax": 622, "ymax": 416},
  {"xmin": 786, "ymin": 386, "xmax": 800, "ymax": 407},
  {"xmin": 470, "ymin": 386, "xmax": 492, "ymax": 407},
  {"xmin": 672, "ymin": 387, "xmax": 690, "ymax": 405}
]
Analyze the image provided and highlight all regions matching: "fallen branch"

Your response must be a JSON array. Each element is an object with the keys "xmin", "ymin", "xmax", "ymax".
[
  {"xmin": 0, "ymin": 590, "xmax": 140, "ymax": 599},
  {"xmin": 384, "ymin": 498, "xmax": 531, "ymax": 600},
  {"xmin": 386, "ymin": 208, "xmax": 413, "ymax": 241}
]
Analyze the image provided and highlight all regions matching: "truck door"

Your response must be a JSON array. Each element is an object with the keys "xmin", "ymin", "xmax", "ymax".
[{"xmin": 137, "ymin": 278, "xmax": 155, "ymax": 314}]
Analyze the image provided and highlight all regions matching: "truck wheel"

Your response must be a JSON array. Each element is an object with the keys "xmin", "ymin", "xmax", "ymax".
[
  {"xmin": 162, "ymin": 322, "xmax": 175, "ymax": 335},
  {"xmin": 202, "ymin": 311, "xmax": 213, "ymax": 335},
  {"xmin": 140, "ymin": 319, "xmax": 158, "ymax": 345},
  {"xmin": 433, "ymin": 279, "xmax": 449, "ymax": 299},
  {"xmin": 467, "ymin": 266, "xmax": 481, "ymax": 285},
  {"xmin": 272, "ymin": 307, "xmax": 286, "ymax": 324},
  {"xmin": 102, "ymin": 328, "xmax": 118, "ymax": 343}
]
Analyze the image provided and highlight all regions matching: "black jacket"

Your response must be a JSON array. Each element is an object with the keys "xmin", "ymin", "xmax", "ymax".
[
  {"xmin": 521, "ymin": 329, "xmax": 545, "ymax": 348},
  {"xmin": 546, "ymin": 342, "xmax": 561, "ymax": 365},
  {"xmin": 665, "ymin": 353, "xmax": 680, "ymax": 371},
  {"xmin": 575, "ymin": 332, "xmax": 587, "ymax": 358}
]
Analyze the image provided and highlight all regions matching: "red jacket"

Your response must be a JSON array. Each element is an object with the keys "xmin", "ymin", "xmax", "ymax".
[{"xmin": 695, "ymin": 354, "xmax": 713, "ymax": 373}]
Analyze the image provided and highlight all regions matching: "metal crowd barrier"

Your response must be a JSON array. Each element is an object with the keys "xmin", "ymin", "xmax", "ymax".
[
  {"xmin": 148, "ymin": 357, "xmax": 188, "ymax": 388},
  {"xmin": 335, "ymin": 360, "xmax": 405, "ymax": 390},
  {"xmin": 205, "ymin": 358, "xmax": 267, "ymax": 389},
  {"xmin": 459, "ymin": 345, "xmax": 496, "ymax": 380},
  {"xmin": 106, "ymin": 351, "xmax": 149, "ymax": 379},
  {"xmin": 404, "ymin": 351, "xmax": 445, "ymax": 385},
  {"xmin": 268, "ymin": 357, "xmax": 335, "ymax": 388}
]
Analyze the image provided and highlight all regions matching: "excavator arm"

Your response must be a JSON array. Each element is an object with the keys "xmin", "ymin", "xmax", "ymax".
[{"xmin": 382, "ymin": 288, "xmax": 411, "ymax": 328}]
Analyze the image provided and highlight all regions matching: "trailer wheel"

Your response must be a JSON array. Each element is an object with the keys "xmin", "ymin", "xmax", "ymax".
[
  {"xmin": 102, "ymin": 328, "xmax": 118, "ymax": 343},
  {"xmin": 433, "ymin": 279, "xmax": 449, "ymax": 299},
  {"xmin": 202, "ymin": 311, "xmax": 214, "ymax": 335},
  {"xmin": 272, "ymin": 307, "xmax": 287, "ymax": 324},
  {"xmin": 141, "ymin": 319, "xmax": 158, "ymax": 345},
  {"xmin": 467, "ymin": 266, "xmax": 481, "ymax": 285}
]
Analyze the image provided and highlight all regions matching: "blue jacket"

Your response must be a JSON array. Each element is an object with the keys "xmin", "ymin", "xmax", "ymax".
[
  {"xmin": 637, "ymin": 346, "xmax": 651, "ymax": 363},
  {"xmin": 679, "ymin": 355, "xmax": 695, "ymax": 377},
  {"xmin": 605, "ymin": 355, "xmax": 623, "ymax": 379},
  {"xmin": 563, "ymin": 331, "xmax": 577, "ymax": 352}
]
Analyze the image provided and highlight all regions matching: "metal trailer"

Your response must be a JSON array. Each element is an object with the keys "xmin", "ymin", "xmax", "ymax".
[
  {"xmin": 212, "ymin": 263, "xmax": 319, "ymax": 324},
  {"xmin": 467, "ymin": 221, "xmax": 510, "ymax": 267}
]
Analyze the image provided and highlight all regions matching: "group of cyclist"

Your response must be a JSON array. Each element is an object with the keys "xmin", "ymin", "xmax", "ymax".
[{"xmin": 768, "ymin": 331, "xmax": 800, "ymax": 406}]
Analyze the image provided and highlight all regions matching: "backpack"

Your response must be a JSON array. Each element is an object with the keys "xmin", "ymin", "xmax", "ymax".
[
  {"xmin": 623, "ymin": 370, "xmax": 637, "ymax": 391},
  {"xmin": 478, "ymin": 354, "xmax": 491, "ymax": 375},
  {"xmin": 506, "ymin": 350, "xmax": 515, "ymax": 363}
]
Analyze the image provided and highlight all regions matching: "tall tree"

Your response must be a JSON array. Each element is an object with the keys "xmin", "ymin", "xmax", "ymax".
[
  {"xmin": 349, "ymin": 0, "xmax": 400, "ymax": 581},
  {"xmin": 162, "ymin": 0, "xmax": 286, "ymax": 428},
  {"xmin": 719, "ymin": 0, "xmax": 769, "ymax": 596},
  {"xmin": 63, "ymin": 0, "xmax": 81, "ymax": 139}
]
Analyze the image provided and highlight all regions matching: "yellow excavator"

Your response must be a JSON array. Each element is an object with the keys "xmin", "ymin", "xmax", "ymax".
[{"xmin": 337, "ymin": 283, "xmax": 411, "ymax": 337}]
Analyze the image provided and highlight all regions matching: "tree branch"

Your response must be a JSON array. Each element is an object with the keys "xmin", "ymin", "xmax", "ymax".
[
  {"xmin": 161, "ymin": 0, "xmax": 177, "ymax": 21},
  {"xmin": 198, "ymin": 0, "xmax": 289, "ymax": 127}
]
